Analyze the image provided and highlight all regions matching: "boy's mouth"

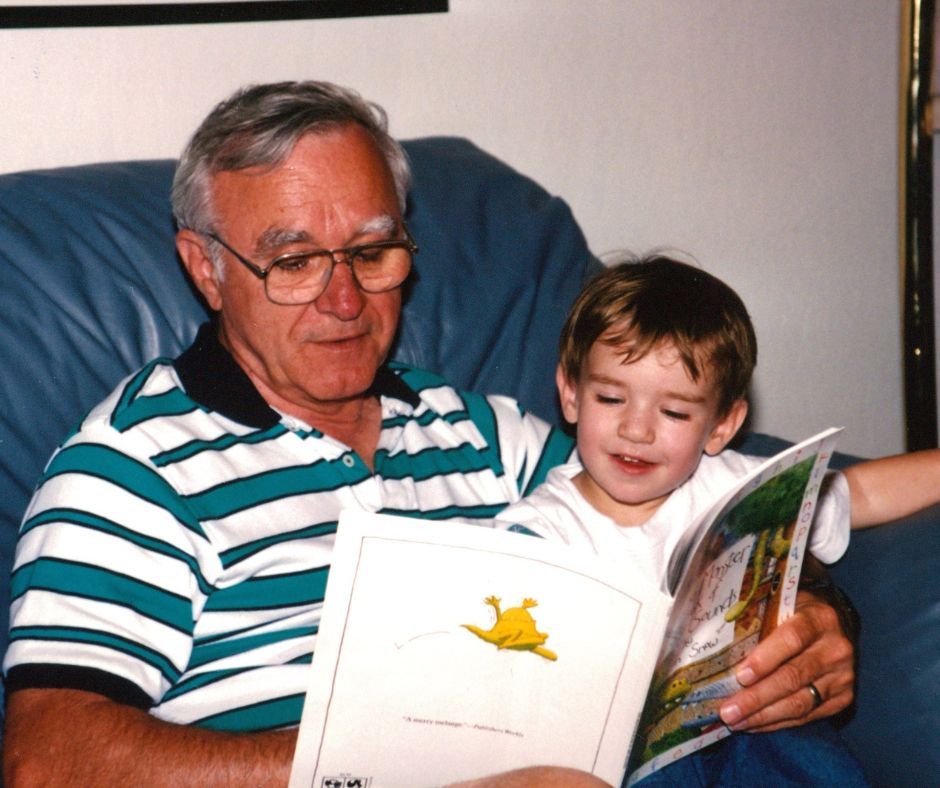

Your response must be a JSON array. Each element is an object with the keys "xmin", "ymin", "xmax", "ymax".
[{"xmin": 612, "ymin": 454, "xmax": 655, "ymax": 472}]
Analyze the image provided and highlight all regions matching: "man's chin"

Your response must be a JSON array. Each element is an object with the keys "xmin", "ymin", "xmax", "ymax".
[
  {"xmin": 299, "ymin": 372, "xmax": 380, "ymax": 406},
  {"xmin": 290, "ymin": 342, "xmax": 392, "ymax": 405}
]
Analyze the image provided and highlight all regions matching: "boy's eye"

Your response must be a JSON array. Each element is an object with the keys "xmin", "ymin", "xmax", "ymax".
[
  {"xmin": 595, "ymin": 394, "xmax": 622, "ymax": 405},
  {"xmin": 663, "ymin": 409, "xmax": 690, "ymax": 421}
]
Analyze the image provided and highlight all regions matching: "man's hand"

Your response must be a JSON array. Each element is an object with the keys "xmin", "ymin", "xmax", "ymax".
[{"xmin": 718, "ymin": 588, "xmax": 855, "ymax": 732}]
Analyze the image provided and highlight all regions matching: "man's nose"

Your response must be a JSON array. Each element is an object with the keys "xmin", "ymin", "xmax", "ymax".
[{"xmin": 314, "ymin": 258, "xmax": 366, "ymax": 319}]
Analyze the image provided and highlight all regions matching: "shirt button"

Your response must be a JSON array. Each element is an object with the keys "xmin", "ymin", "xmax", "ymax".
[{"xmin": 342, "ymin": 455, "xmax": 356, "ymax": 468}]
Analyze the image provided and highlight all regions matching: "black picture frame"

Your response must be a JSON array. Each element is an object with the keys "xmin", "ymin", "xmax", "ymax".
[{"xmin": 0, "ymin": 0, "xmax": 447, "ymax": 28}]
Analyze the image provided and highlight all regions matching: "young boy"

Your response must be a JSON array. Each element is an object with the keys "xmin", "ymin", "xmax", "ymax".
[
  {"xmin": 495, "ymin": 254, "xmax": 940, "ymax": 786},
  {"xmin": 497, "ymin": 254, "xmax": 939, "ymax": 582}
]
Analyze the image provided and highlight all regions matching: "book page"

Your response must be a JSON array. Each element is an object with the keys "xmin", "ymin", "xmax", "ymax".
[
  {"xmin": 289, "ymin": 511, "xmax": 672, "ymax": 788},
  {"xmin": 626, "ymin": 428, "xmax": 841, "ymax": 784}
]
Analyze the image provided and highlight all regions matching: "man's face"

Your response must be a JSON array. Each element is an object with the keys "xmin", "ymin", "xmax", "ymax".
[
  {"xmin": 557, "ymin": 337, "xmax": 746, "ymax": 526},
  {"xmin": 181, "ymin": 124, "xmax": 404, "ymax": 417}
]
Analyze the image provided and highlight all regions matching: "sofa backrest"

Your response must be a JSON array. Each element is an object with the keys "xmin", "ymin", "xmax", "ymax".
[{"xmin": 0, "ymin": 137, "xmax": 599, "ymax": 707}]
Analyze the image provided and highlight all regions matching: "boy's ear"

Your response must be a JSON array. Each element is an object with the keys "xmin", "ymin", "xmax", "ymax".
[
  {"xmin": 555, "ymin": 363, "xmax": 579, "ymax": 425},
  {"xmin": 176, "ymin": 229, "xmax": 223, "ymax": 312},
  {"xmin": 704, "ymin": 399, "xmax": 748, "ymax": 456}
]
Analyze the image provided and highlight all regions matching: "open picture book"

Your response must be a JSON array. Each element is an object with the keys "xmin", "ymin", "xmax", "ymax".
[{"xmin": 289, "ymin": 428, "xmax": 841, "ymax": 788}]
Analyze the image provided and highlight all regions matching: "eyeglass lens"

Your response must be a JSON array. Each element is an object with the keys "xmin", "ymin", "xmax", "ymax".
[{"xmin": 265, "ymin": 244, "xmax": 412, "ymax": 305}]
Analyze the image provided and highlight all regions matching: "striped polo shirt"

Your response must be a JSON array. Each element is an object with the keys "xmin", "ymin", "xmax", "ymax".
[{"xmin": 4, "ymin": 324, "xmax": 573, "ymax": 732}]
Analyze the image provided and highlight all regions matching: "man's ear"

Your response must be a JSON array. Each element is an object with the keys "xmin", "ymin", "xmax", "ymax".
[
  {"xmin": 555, "ymin": 363, "xmax": 580, "ymax": 425},
  {"xmin": 704, "ymin": 399, "xmax": 748, "ymax": 456},
  {"xmin": 176, "ymin": 229, "xmax": 223, "ymax": 312}
]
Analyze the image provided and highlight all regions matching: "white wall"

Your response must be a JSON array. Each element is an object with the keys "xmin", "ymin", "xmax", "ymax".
[{"xmin": 1, "ymin": 0, "xmax": 902, "ymax": 456}]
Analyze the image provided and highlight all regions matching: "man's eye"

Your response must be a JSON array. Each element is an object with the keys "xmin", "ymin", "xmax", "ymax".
[
  {"xmin": 351, "ymin": 246, "xmax": 386, "ymax": 264},
  {"xmin": 275, "ymin": 256, "xmax": 311, "ymax": 274}
]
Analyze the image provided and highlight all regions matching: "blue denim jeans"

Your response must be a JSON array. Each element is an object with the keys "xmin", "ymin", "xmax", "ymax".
[{"xmin": 632, "ymin": 722, "xmax": 868, "ymax": 787}]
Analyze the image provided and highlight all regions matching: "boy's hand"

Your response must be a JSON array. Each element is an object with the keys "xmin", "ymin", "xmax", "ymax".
[{"xmin": 718, "ymin": 589, "xmax": 855, "ymax": 732}]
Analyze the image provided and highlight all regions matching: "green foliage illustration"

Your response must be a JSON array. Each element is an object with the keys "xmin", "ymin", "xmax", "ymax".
[{"xmin": 723, "ymin": 456, "xmax": 816, "ymax": 538}]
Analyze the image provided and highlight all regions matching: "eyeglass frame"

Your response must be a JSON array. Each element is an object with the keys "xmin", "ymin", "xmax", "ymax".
[{"xmin": 203, "ymin": 226, "xmax": 418, "ymax": 304}]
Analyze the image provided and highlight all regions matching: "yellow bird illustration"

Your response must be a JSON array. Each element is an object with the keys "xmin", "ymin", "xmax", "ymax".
[{"xmin": 462, "ymin": 595, "xmax": 557, "ymax": 661}]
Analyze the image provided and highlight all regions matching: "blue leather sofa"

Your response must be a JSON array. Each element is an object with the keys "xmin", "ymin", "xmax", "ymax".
[{"xmin": 1, "ymin": 137, "xmax": 937, "ymax": 785}]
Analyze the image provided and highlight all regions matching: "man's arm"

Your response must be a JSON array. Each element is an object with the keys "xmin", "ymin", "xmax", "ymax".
[
  {"xmin": 3, "ymin": 688, "xmax": 296, "ymax": 787},
  {"xmin": 718, "ymin": 557, "xmax": 856, "ymax": 732},
  {"xmin": 4, "ymin": 689, "xmax": 614, "ymax": 787}
]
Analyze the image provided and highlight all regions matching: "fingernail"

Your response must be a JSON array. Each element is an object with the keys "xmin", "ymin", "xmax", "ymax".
[
  {"xmin": 736, "ymin": 666, "xmax": 756, "ymax": 686},
  {"xmin": 720, "ymin": 702, "xmax": 742, "ymax": 726},
  {"xmin": 720, "ymin": 703, "xmax": 742, "ymax": 725}
]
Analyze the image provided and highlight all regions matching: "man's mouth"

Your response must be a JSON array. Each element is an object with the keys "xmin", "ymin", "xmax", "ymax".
[{"xmin": 316, "ymin": 333, "xmax": 365, "ymax": 346}]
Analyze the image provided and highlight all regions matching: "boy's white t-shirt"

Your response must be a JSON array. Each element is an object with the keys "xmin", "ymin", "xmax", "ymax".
[{"xmin": 494, "ymin": 449, "xmax": 850, "ymax": 589}]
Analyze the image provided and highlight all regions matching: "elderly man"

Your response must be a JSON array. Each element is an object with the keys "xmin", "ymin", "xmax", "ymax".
[{"xmin": 4, "ymin": 81, "xmax": 858, "ymax": 786}]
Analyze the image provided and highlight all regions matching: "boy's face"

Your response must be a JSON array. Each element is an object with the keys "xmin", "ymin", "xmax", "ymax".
[{"xmin": 558, "ymin": 337, "xmax": 747, "ymax": 527}]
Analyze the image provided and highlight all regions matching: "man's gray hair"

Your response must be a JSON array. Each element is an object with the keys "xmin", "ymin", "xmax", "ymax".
[{"xmin": 171, "ymin": 81, "xmax": 412, "ymax": 234}]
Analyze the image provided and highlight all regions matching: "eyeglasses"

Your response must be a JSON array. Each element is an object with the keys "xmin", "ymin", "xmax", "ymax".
[{"xmin": 206, "ymin": 227, "xmax": 418, "ymax": 305}]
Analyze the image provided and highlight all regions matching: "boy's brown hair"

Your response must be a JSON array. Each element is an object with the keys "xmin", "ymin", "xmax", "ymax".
[{"xmin": 558, "ymin": 254, "xmax": 758, "ymax": 416}]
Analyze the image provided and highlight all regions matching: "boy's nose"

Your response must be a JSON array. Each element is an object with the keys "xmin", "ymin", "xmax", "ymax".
[{"xmin": 618, "ymin": 411, "xmax": 654, "ymax": 443}]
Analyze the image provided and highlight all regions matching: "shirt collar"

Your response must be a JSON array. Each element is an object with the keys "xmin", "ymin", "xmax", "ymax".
[{"xmin": 174, "ymin": 321, "xmax": 420, "ymax": 429}]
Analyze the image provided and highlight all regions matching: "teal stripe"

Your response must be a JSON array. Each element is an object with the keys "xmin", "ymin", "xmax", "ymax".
[
  {"xmin": 162, "ymin": 666, "xmax": 246, "ymax": 702},
  {"xmin": 20, "ymin": 508, "xmax": 213, "ymax": 595},
  {"xmin": 112, "ymin": 359, "xmax": 164, "ymax": 414},
  {"xmin": 460, "ymin": 391, "xmax": 504, "ymax": 477},
  {"xmin": 202, "ymin": 567, "xmax": 328, "ymax": 612},
  {"xmin": 187, "ymin": 625, "xmax": 317, "ymax": 669},
  {"xmin": 381, "ymin": 503, "xmax": 506, "ymax": 520},
  {"xmin": 194, "ymin": 692, "xmax": 306, "ymax": 732},
  {"xmin": 219, "ymin": 520, "xmax": 337, "ymax": 569},
  {"xmin": 507, "ymin": 524, "xmax": 542, "ymax": 538},
  {"xmin": 186, "ymin": 457, "xmax": 369, "ymax": 520},
  {"xmin": 165, "ymin": 649, "xmax": 315, "ymax": 703},
  {"xmin": 111, "ymin": 388, "xmax": 199, "ymax": 433},
  {"xmin": 391, "ymin": 365, "xmax": 447, "ymax": 393},
  {"xmin": 9, "ymin": 624, "xmax": 180, "ymax": 682},
  {"xmin": 375, "ymin": 443, "xmax": 493, "ymax": 482},
  {"xmin": 523, "ymin": 428, "xmax": 575, "ymax": 496},
  {"xmin": 383, "ymin": 409, "xmax": 470, "ymax": 431},
  {"xmin": 382, "ymin": 409, "xmax": 438, "ymax": 430},
  {"xmin": 40, "ymin": 443, "xmax": 206, "ymax": 537},
  {"xmin": 11, "ymin": 557, "xmax": 193, "ymax": 634},
  {"xmin": 153, "ymin": 424, "xmax": 290, "ymax": 467}
]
